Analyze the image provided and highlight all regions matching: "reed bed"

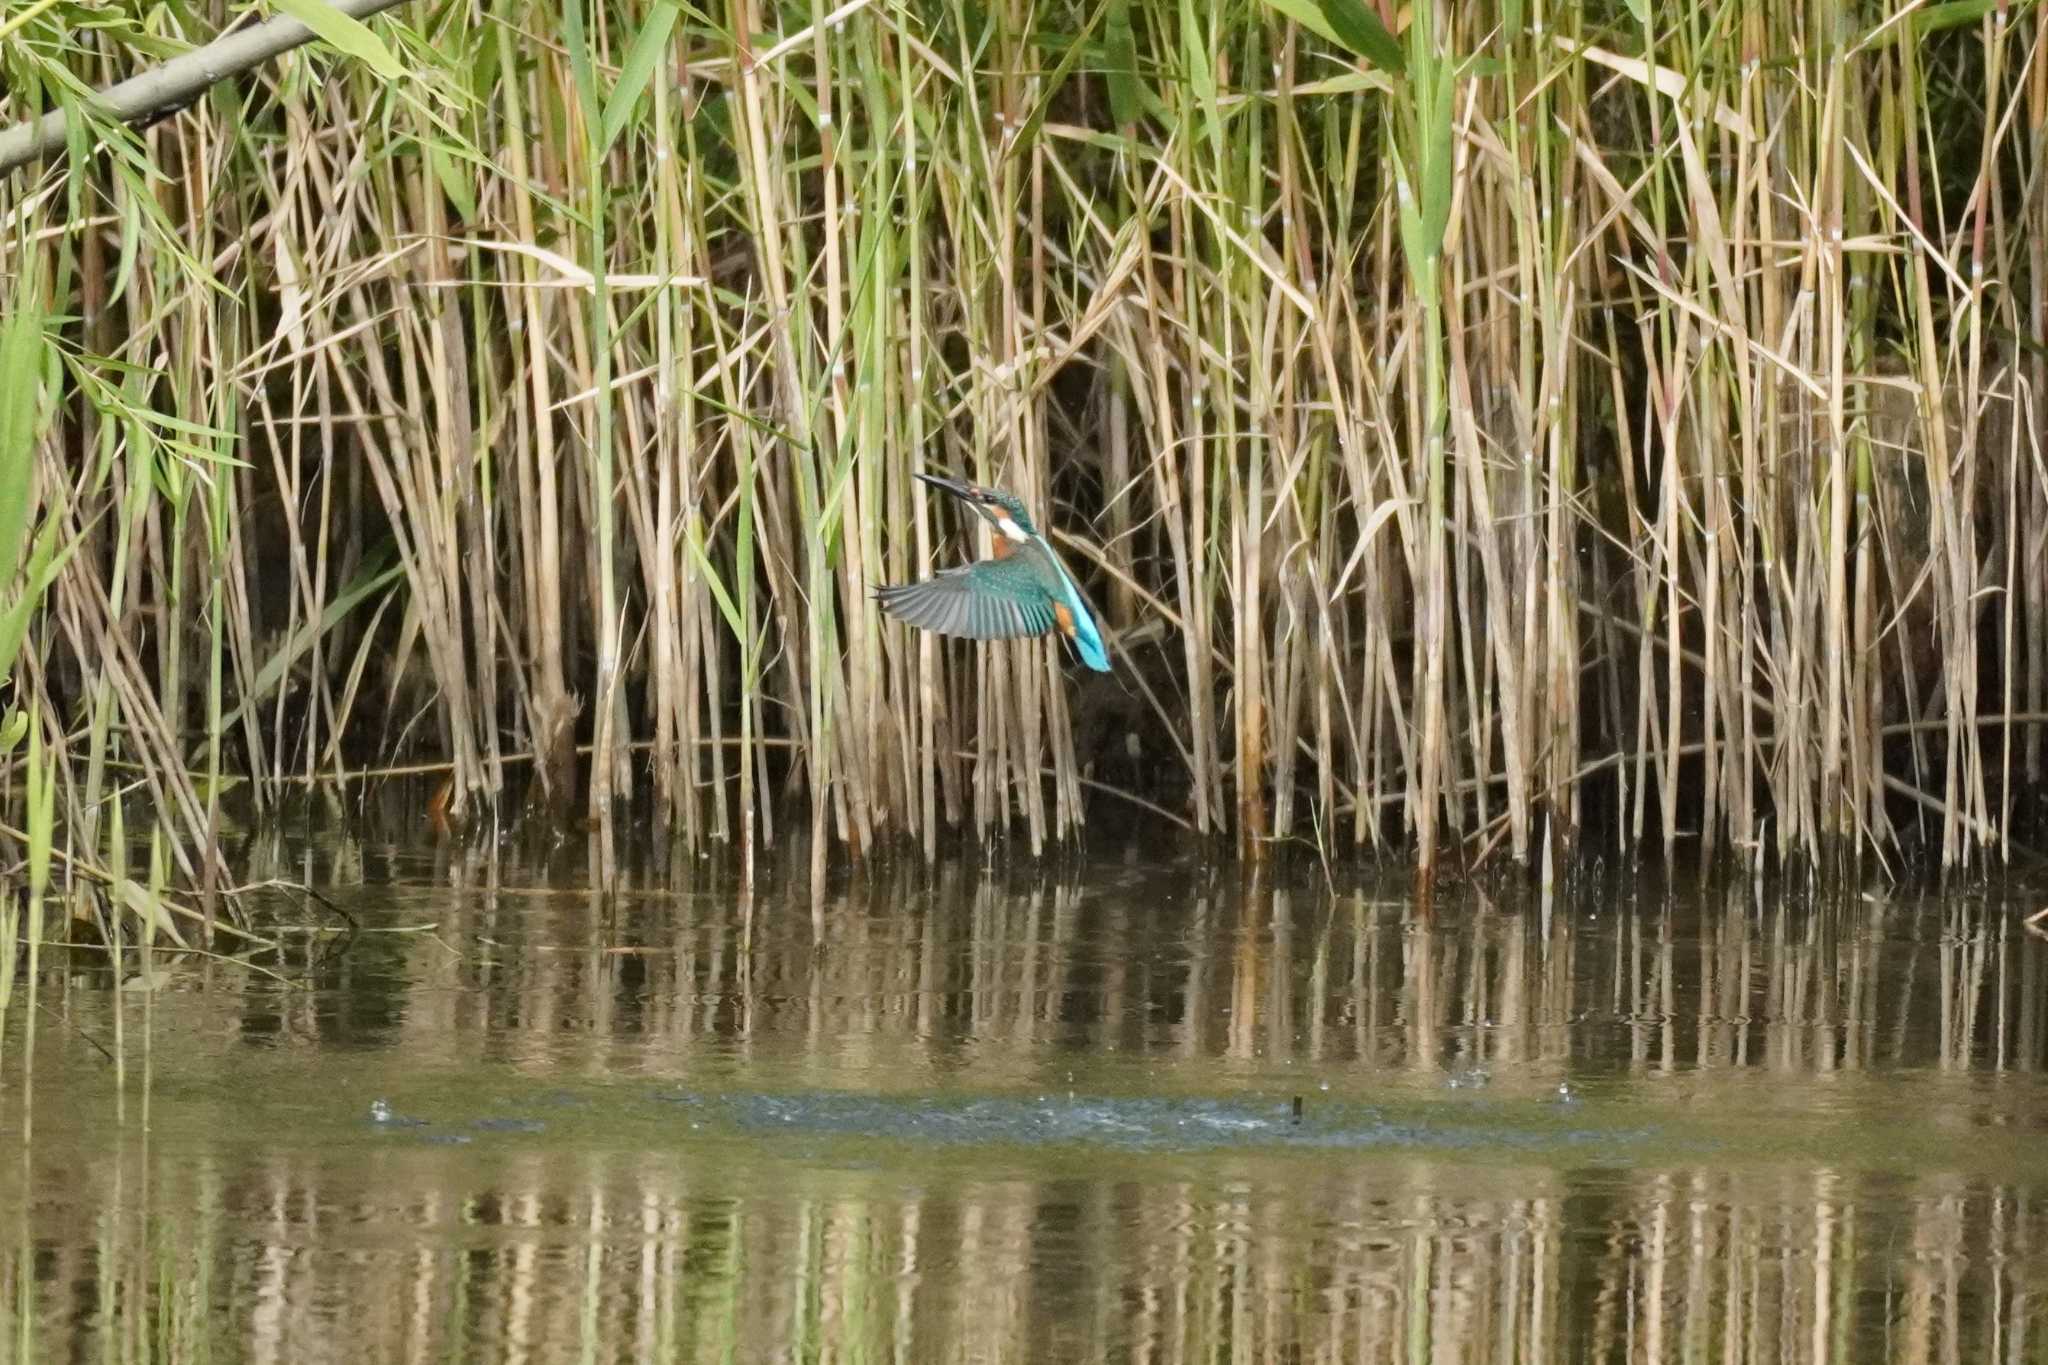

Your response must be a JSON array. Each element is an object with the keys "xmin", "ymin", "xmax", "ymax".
[{"xmin": 1, "ymin": 0, "xmax": 2044, "ymax": 895}]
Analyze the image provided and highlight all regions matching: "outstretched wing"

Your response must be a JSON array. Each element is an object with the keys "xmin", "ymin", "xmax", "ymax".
[{"xmin": 875, "ymin": 559, "xmax": 1058, "ymax": 641}]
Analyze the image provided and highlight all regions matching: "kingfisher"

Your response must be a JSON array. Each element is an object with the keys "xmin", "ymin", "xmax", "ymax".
[{"xmin": 876, "ymin": 472, "xmax": 1112, "ymax": 672}]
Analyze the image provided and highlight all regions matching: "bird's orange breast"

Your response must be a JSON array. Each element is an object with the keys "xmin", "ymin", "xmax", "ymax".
[{"xmin": 1053, "ymin": 602, "xmax": 1076, "ymax": 637}]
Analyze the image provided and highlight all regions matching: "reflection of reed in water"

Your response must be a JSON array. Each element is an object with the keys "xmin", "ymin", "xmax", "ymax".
[
  {"xmin": 12, "ymin": 1144, "xmax": 2039, "ymax": 1362},
  {"xmin": 6, "ymin": 844, "xmax": 2047, "ymax": 1361}
]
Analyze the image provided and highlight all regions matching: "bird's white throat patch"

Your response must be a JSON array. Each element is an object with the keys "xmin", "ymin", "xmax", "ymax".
[{"xmin": 995, "ymin": 515, "xmax": 1027, "ymax": 543}]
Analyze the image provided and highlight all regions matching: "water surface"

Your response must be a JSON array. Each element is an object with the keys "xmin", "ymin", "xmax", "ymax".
[{"xmin": 5, "ymin": 825, "xmax": 2048, "ymax": 1362}]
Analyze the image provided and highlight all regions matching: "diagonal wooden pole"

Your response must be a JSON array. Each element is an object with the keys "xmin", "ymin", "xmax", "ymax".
[{"xmin": 0, "ymin": 0, "xmax": 410, "ymax": 176}]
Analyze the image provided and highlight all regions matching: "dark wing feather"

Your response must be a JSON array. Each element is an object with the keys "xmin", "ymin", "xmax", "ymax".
[{"xmin": 875, "ymin": 559, "xmax": 1058, "ymax": 641}]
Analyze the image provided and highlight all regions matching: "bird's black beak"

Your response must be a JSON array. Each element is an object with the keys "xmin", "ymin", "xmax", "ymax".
[{"xmin": 913, "ymin": 470, "xmax": 981, "ymax": 503}]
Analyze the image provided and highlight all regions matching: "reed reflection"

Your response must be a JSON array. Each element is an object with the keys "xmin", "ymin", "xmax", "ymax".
[
  {"xmin": 5, "ymin": 831, "xmax": 2047, "ymax": 1363},
  {"xmin": 11, "ymin": 1146, "xmax": 2039, "ymax": 1363}
]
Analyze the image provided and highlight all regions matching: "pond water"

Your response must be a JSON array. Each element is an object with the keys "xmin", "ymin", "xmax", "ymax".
[{"xmin": 5, "ymin": 819, "xmax": 2048, "ymax": 1363}]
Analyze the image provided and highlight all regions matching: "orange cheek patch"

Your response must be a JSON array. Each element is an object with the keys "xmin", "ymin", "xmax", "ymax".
[{"xmin": 1053, "ymin": 602, "xmax": 1076, "ymax": 638}]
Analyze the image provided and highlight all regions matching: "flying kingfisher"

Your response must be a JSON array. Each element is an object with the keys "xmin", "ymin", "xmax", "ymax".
[{"xmin": 876, "ymin": 472, "xmax": 1112, "ymax": 672}]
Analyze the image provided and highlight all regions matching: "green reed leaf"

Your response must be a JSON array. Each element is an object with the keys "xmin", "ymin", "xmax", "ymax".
[
  {"xmin": 602, "ymin": 1, "xmax": 680, "ymax": 152},
  {"xmin": 269, "ymin": 0, "xmax": 406, "ymax": 79},
  {"xmin": 1105, "ymin": 0, "xmax": 1143, "ymax": 127},
  {"xmin": 0, "ymin": 516, "xmax": 76, "ymax": 684},
  {"xmin": 1317, "ymin": 0, "xmax": 1403, "ymax": 72},
  {"xmin": 0, "ymin": 295, "xmax": 41, "ymax": 582},
  {"xmin": 220, "ymin": 550, "xmax": 404, "ymax": 728}
]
